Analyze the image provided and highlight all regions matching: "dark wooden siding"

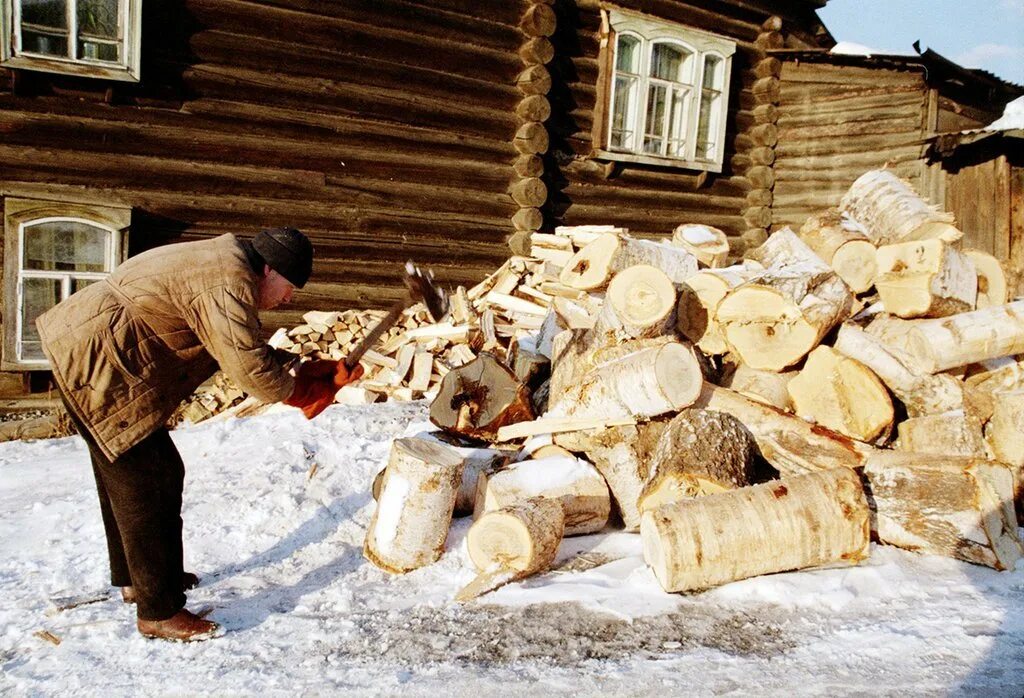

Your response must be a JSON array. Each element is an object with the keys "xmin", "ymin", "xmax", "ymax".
[
  {"xmin": 771, "ymin": 60, "xmax": 928, "ymax": 231},
  {"xmin": 0, "ymin": 0, "xmax": 527, "ymax": 335},
  {"xmin": 546, "ymin": 1, "xmax": 826, "ymax": 251}
]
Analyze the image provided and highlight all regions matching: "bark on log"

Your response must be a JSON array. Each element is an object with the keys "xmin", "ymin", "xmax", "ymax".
[
  {"xmin": 559, "ymin": 233, "xmax": 698, "ymax": 291},
  {"xmin": 364, "ymin": 437, "xmax": 465, "ymax": 573},
  {"xmin": 864, "ymin": 302, "xmax": 1024, "ymax": 374},
  {"xmin": 695, "ymin": 384, "xmax": 880, "ymax": 476},
  {"xmin": 864, "ymin": 453, "xmax": 1023, "ymax": 570},
  {"xmin": 839, "ymin": 169, "xmax": 962, "ymax": 245},
  {"xmin": 875, "ymin": 239, "xmax": 977, "ymax": 318},
  {"xmin": 895, "ymin": 411, "xmax": 987, "ymax": 457},
  {"xmin": 638, "ymin": 408, "xmax": 758, "ymax": 513},
  {"xmin": 787, "ymin": 345, "xmax": 894, "ymax": 443},
  {"xmin": 798, "ymin": 209, "xmax": 877, "ymax": 293},
  {"xmin": 430, "ymin": 353, "xmax": 535, "ymax": 442},
  {"xmin": 473, "ymin": 456, "xmax": 610, "ymax": 535},
  {"xmin": 671, "ymin": 224, "xmax": 730, "ymax": 268},
  {"xmin": 641, "ymin": 468, "xmax": 871, "ymax": 593},
  {"xmin": 676, "ymin": 263, "xmax": 764, "ymax": 355}
]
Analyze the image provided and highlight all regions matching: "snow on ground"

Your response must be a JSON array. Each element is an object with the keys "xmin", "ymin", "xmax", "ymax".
[{"xmin": 1, "ymin": 401, "xmax": 1023, "ymax": 696}]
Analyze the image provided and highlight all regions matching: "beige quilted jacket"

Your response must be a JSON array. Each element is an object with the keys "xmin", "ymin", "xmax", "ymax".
[{"xmin": 37, "ymin": 234, "xmax": 295, "ymax": 460}]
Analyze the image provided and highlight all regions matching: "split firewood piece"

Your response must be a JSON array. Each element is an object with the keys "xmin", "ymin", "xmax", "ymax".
[
  {"xmin": 473, "ymin": 456, "xmax": 610, "ymax": 535},
  {"xmin": 864, "ymin": 453, "xmax": 1022, "ymax": 570},
  {"xmin": 965, "ymin": 357, "xmax": 1024, "ymax": 394},
  {"xmin": 429, "ymin": 353, "xmax": 534, "ymax": 442},
  {"xmin": 798, "ymin": 209, "xmax": 878, "ymax": 293},
  {"xmin": 549, "ymin": 340, "xmax": 703, "ymax": 421},
  {"xmin": 676, "ymin": 262, "xmax": 763, "ymax": 355},
  {"xmin": 963, "ymin": 249, "xmax": 1009, "ymax": 309},
  {"xmin": 555, "ymin": 419, "xmax": 671, "ymax": 531},
  {"xmin": 895, "ymin": 411, "xmax": 987, "ymax": 457},
  {"xmin": 787, "ymin": 345, "xmax": 894, "ymax": 443},
  {"xmin": 638, "ymin": 408, "xmax": 758, "ymax": 514},
  {"xmin": 832, "ymin": 324, "xmax": 979, "ymax": 417},
  {"xmin": 985, "ymin": 390, "xmax": 1024, "ymax": 469},
  {"xmin": 695, "ymin": 384, "xmax": 880, "ymax": 476},
  {"xmin": 839, "ymin": 169, "xmax": 963, "ymax": 245},
  {"xmin": 558, "ymin": 233, "xmax": 698, "ymax": 291},
  {"xmin": 495, "ymin": 415, "xmax": 635, "ymax": 441},
  {"xmin": 721, "ymin": 362, "xmax": 795, "ymax": 411},
  {"xmin": 874, "ymin": 239, "xmax": 977, "ymax": 319},
  {"xmin": 457, "ymin": 498, "xmax": 565, "ymax": 602},
  {"xmin": 641, "ymin": 467, "xmax": 871, "ymax": 593},
  {"xmin": 671, "ymin": 224, "xmax": 730, "ymax": 268},
  {"xmin": 363, "ymin": 437, "xmax": 466, "ymax": 573},
  {"xmin": 864, "ymin": 301, "xmax": 1024, "ymax": 374}
]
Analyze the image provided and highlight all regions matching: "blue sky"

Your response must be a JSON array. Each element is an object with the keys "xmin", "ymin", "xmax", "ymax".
[{"xmin": 818, "ymin": 0, "xmax": 1024, "ymax": 86}]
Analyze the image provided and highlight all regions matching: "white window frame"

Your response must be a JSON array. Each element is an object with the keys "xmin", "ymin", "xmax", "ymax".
[
  {"xmin": 0, "ymin": 0, "xmax": 142, "ymax": 82},
  {"xmin": 596, "ymin": 8, "xmax": 736, "ymax": 172},
  {"xmin": 3, "ymin": 197, "xmax": 129, "ymax": 370}
]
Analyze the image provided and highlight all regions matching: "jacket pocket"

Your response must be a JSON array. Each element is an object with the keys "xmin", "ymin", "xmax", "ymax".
[{"xmin": 99, "ymin": 328, "xmax": 143, "ymax": 388}]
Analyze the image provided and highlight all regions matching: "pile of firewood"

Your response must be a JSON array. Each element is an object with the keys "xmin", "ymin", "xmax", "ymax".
[{"xmin": 363, "ymin": 168, "xmax": 1024, "ymax": 599}]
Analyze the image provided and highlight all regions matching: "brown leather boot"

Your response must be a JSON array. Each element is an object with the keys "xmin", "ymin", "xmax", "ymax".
[
  {"xmin": 137, "ymin": 609, "xmax": 221, "ymax": 642},
  {"xmin": 122, "ymin": 572, "xmax": 200, "ymax": 604}
]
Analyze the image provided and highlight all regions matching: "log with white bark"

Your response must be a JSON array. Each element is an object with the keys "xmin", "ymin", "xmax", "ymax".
[
  {"xmin": 962, "ymin": 249, "xmax": 1010, "ymax": 310},
  {"xmin": 457, "ymin": 497, "xmax": 565, "ymax": 601},
  {"xmin": 874, "ymin": 239, "xmax": 977, "ymax": 318},
  {"xmin": 965, "ymin": 357, "xmax": 1024, "ymax": 394},
  {"xmin": 787, "ymin": 345, "xmax": 894, "ymax": 443},
  {"xmin": 548, "ymin": 340, "xmax": 703, "ymax": 421},
  {"xmin": 694, "ymin": 384, "xmax": 880, "ymax": 476},
  {"xmin": 638, "ymin": 409, "xmax": 758, "ymax": 513},
  {"xmin": 985, "ymin": 389, "xmax": 1024, "ymax": 469},
  {"xmin": 864, "ymin": 453, "xmax": 1022, "ymax": 570},
  {"xmin": 429, "ymin": 353, "xmax": 535, "ymax": 442},
  {"xmin": 798, "ymin": 209, "xmax": 877, "ymax": 293},
  {"xmin": 363, "ymin": 438, "xmax": 466, "ymax": 573},
  {"xmin": 595, "ymin": 264, "xmax": 677, "ymax": 341},
  {"xmin": 559, "ymin": 233, "xmax": 698, "ymax": 290},
  {"xmin": 676, "ymin": 262, "xmax": 764, "ymax": 355},
  {"xmin": 895, "ymin": 411, "xmax": 987, "ymax": 457},
  {"xmin": 473, "ymin": 456, "xmax": 610, "ymax": 535},
  {"xmin": 722, "ymin": 362, "xmax": 795, "ymax": 411},
  {"xmin": 555, "ymin": 419, "xmax": 671, "ymax": 531},
  {"xmin": 864, "ymin": 301, "xmax": 1024, "ymax": 374},
  {"xmin": 838, "ymin": 169, "xmax": 963, "ymax": 245},
  {"xmin": 641, "ymin": 468, "xmax": 871, "ymax": 593},
  {"xmin": 671, "ymin": 224, "xmax": 729, "ymax": 268}
]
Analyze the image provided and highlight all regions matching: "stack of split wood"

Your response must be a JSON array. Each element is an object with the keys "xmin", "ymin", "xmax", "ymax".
[{"xmin": 364, "ymin": 168, "xmax": 1024, "ymax": 599}]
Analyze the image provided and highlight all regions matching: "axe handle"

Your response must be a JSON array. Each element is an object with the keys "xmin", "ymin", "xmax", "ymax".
[{"xmin": 343, "ymin": 298, "xmax": 408, "ymax": 370}]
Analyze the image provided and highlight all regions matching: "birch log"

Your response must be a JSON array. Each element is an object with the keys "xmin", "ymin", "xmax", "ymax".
[
  {"xmin": 875, "ymin": 239, "xmax": 977, "ymax": 318},
  {"xmin": 787, "ymin": 345, "xmax": 894, "ymax": 443},
  {"xmin": 559, "ymin": 233, "xmax": 698, "ymax": 290},
  {"xmin": 895, "ymin": 411, "xmax": 987, "ymax": 457},
  {"xmin": 694, "ymin": 384, "xmax": 880, "ymax": 476},
  {"xmin": 839, "ymin": 169, "xmax": 963, "ymax": 245},
  {"xmin": 722, "ymin": 362, "xmax": 795, "ymax": 411},
  {"xmin": 429, "ymin": 353, "xmax": 535, "ymax": 442},
  {"xmin": 985, "ymin": 390, "xmax": 1024, "ymax": 468},
  {"xmin": 864, "ymin": 301, "xmax": 1024, "ymax": 374},
  {"xmin": 473, "ymin": 456, "xmax": 610, "ymax": 535},
  {"xmin": 798, "ymin": 209, "xmax": 877, "ymax": 293},
  {"xmin": 638, "ymin": 409, "xmax": 758, "ymax": 513},
  {"xmin": 671, "ymin": 224, "xmax": 730, "ymax": 268},
  {"xmin": 676, "ymin": 262, "xmax": 764, "ymax": 355},
  {"xmin": 964, "ymin": 249, "xmax": 1009, "ymax": 309},
  {"xmin": 598, "ymin": 265, "xmax": 677, "ymax": 340},
  {"xmin": 641, "ymin": 468, "xmax": 871, "ymax": 593},
  {"xmin": 864, "ymin": 453, "xmax": 1022, "ymax": 570},
  {"xmin": 364, "ymin": 438, "xmax": 465, "ymax": 573}
]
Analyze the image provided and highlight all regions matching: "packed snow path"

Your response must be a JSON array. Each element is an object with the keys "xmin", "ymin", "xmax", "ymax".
[{"xmin": 1, "ymin": 402, "xmax": 1022, "ymax": 695}]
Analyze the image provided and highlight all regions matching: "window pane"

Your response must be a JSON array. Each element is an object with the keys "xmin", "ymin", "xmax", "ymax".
[
  {"xmin": 21, "ymin": 0, "xmax": 67, "ymax": 29},
  {"xmin": 616, "ymin": 35, "xmax": 640, "ymax": 74},
  {"xmin": 72, "ymin": 277, "xmax": 100, "ymax": 294},
  {"xmin": 21, "ymin": 29, "xmax": 68, "ymax": 56},
  {"xmin": 650, "ymin": 43, "xmax": 688, "ymax": 82},
  {"xmin": 611, "ymin": 75, "xmax": 637, "ymax": 150},
  {"xmin": 696, "ymin": 90, "xmax": 720, "ymax": 160},
  {"xmin": 21, "ymin": 277, "xmax": 62, "ymax": 361},
  {"xmin": 77, "ymin": 0, "xmax": 119, "ymax": 39},
  {"xmin": 78, "ymin": 39, "xmax": 119, "ymax": 61},
  {"xmin": 644, "ymin": 84, "xmax": 668, "ymax": 154},
  {"xmin": 23, "ymin": 221, "xmax": 110, "ymax": 273},
  {"xmin": 667, "ymin": 88, "xmax": 689, "ymax": 157},
  {"xmin": 702, "ymin": 56, "xmax": 722, "ymax": 89}
]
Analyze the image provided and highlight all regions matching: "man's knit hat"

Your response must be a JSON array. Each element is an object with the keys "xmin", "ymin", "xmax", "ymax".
[{"xmin": 252, "ymin": 227, "xmax": 313, "ymax": 288}]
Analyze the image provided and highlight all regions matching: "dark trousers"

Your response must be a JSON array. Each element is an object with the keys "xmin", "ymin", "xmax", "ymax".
[{"xmin": 61, "ymin": 396, "xmax": 188, "ymax": 621}]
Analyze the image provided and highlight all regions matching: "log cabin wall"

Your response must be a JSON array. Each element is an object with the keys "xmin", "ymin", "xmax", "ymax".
[
  {"xmin": 545, "ymin": 0, "xmax": 828, "ymax": 256},
  {"xmin": 0, "ymin": 0, "xmax": 529, "ymax": 352},
  {"xmin": 771, "ymin": 60, "xmax": 929, "ymax": 232}
]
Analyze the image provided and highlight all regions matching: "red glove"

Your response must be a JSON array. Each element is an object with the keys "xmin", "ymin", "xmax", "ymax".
[{"xmin": 284, "ymin": 360, "xmax": 364, "ymax": 420}]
